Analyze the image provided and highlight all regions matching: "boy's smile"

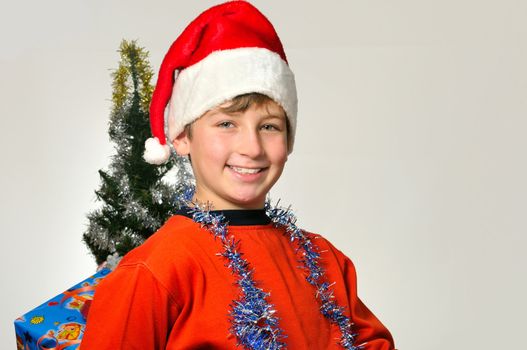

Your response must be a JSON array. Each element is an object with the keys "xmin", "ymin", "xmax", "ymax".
[{"xmin": 172, "ymin": 99, "xmax": 289, "ymax": 210}]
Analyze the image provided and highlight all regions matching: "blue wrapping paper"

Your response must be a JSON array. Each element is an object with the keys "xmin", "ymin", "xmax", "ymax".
[{"xmin": 14, "ymin": 268, "xmax": 111, "ymax": 350}]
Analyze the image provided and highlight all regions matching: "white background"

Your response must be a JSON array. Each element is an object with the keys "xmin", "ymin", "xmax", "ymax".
[{"xmin": 1, "ymin": 1, "xmax": 526, "ymax": 349}]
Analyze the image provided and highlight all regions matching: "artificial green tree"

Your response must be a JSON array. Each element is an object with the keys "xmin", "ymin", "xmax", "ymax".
[{"xmin": 83, "ymin": 40, "xmax": 192, "ymax": 265}]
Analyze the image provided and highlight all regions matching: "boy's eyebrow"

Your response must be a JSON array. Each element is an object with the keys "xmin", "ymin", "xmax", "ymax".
[
  {"xmin": 209, "ymin": 110, "xmax": 285, "ymax": 119},
  {"xmin": 260, "ymin": 114, "xmax": 285, "ymax": 120}
]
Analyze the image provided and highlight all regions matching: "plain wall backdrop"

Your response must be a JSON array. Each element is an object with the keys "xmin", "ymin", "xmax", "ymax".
[{"xmin": 1, "ymin": 1, "xmax": 526, "ymax": 349}]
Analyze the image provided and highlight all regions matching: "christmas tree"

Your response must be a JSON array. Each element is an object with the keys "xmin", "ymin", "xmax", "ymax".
[{"xmin": 83, "ymin": 40, "xmax": 193, "ymax": 266}]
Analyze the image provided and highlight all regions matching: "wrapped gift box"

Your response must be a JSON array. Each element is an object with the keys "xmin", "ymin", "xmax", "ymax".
[{"xmin": 14, "ymin": 268, "xmax": 111, "ymax": 350}]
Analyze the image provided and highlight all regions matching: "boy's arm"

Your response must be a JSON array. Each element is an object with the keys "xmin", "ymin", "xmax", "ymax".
[
  {"xmin": 321, "ymin": 237, "xmax": 396, "ymax": 350},
  {"xmin": 81, "ymin": 262, "xmax": 180, "ymax": 350},
  {"xmin": 344, "ymin": 258, "xmax": 396, "ymax": 350}
]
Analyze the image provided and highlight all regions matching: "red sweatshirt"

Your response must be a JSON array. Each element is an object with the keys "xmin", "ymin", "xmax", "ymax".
[{"xmin": 82, "ymin": 210, "xmax": 395, "ymax": 349}]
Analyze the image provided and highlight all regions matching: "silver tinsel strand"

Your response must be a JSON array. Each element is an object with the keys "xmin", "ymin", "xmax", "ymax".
[
  {"xmin": 86, "ymin": 218, "xmax": 116, "ymax": 252},
  {"xmin": 178, "ymin": 185, "xmax": 362, "ymax": 350},
  {"xmin": 265, "ymin": 201, "xmax": 362, "ymax": 350},
  {"xmin": 179, "ymin": 187, "xmax": 286, "ymax": 350}
]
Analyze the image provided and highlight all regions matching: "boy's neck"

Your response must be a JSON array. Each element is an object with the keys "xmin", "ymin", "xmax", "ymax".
[{"xmin": 191, "ymin": 194, "xmax": 266, "ymax": 211}]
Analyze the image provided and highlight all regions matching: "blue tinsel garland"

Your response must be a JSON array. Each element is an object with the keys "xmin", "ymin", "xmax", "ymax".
[{"xmin": 179, "ymin": 186, "xmax": 362, "ymax": 350}]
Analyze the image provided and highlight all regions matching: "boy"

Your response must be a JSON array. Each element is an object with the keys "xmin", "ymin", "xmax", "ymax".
[{"xmin": 82, "ymin": 1, "xmax": 395, "ymax": 349}]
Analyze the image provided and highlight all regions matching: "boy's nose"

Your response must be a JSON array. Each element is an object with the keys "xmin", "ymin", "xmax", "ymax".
[{"xmin": 237, "ymin": 129, "xmax": 265, "ymax": 159}]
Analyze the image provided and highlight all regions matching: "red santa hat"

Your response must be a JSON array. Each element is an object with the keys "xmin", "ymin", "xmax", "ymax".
[{"xmin": 143, "ymin": 0, "xmax": 298, "ymax": 165}]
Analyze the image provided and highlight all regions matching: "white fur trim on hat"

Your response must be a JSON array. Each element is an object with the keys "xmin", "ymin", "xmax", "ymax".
[
  {"xmin": 143, "ymin": 137, "xmax": 171, "ymax": 165},
  {"xmin": 167, "ymin": 47, "xmax": 297, "ymax": 150}
]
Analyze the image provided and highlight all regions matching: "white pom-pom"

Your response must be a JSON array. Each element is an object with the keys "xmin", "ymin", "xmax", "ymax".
[{"xmin": 143, "ymin": 137, "xmax": 171, "ymax": 165}]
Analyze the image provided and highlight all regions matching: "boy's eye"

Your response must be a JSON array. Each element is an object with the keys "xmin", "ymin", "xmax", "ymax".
[
  {"xmin": 218, "ymin": 121, "xmax": 234, "ymax": 128},
  {"xmin": 261, "ymin": 124, "xmax": 280, "ymax": 131}
]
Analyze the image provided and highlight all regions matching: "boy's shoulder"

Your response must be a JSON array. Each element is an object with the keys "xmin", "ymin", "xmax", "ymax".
[
  {"xmin": 302, "ymin": 229, "xmax": 357, "ymax": 269},
  {"xmin": 117, "ymin": 215, "xmax": 211, "ymax": 273},
  {"xmin": 114, "ymin": 218, "xmax": 356, "ymax": 282}
]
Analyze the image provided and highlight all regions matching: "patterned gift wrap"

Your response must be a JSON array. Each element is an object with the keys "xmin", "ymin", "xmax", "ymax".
[{"xmin": 14, "ymin": 268, "xmax": 111, "ymax": 350}]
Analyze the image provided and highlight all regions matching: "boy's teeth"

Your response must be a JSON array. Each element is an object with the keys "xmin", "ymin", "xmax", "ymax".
[{"xmin": 230, "ymin": 166, "xmax": 261, "ymax": 174}]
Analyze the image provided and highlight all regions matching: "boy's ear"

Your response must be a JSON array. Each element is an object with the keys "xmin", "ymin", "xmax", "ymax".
[{"xmin": 171, "ymin": 130, "xmax": 191, "ymax": 156}]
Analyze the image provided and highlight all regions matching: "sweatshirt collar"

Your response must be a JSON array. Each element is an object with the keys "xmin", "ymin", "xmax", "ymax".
[{"xmin": 174, "ymin": 206, "xmax": 271, "ymax": 226}]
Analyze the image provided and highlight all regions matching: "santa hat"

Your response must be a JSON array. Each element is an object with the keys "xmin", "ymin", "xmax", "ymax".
[{"xmin": 143, "ymin": 0, "xmax": 298, "ymax": 165}]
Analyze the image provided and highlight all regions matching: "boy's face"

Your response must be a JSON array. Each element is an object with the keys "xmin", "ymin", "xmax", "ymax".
[{"xmin": 172, "ymin": 100, "xmax": 288, "ymax": 210}]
